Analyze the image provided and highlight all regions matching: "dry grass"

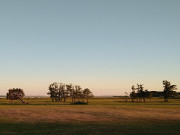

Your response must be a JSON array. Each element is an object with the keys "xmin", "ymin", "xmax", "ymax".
[
  {"xmin": 1, "ymin": 98, "xmax": 180, "ymax": 135},
  {"xmin": 0, "ymin": 105, "xmax": 180, "ymax": 123}
]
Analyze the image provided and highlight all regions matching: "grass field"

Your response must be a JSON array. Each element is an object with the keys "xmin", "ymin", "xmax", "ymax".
[{"xmin": 0, "ymin": 97, "xmax": 180, "ymax": 135}]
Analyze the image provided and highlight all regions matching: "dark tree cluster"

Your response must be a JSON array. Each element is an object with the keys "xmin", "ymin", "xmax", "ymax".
[
  {"xmin": 47, "ymin": 82, "xmax": 93, "ymax": 103},
  {"xmin": 128, "ymin": 80, "xmax": 178, "ymax": 102},
  {"xmin": 163, "ymin": 80, "xmax": 177, "ymax": 102},
  {"xmin": 130, "ymin": 84, "xmax": 152, "ymax": 102},
  {"xmin": 6, "ymin": 88, "xmax": 28, "ymax": 104},
  {"xmin": 6, "ymin": 88, "xmax": 25, "ymax": 100}
]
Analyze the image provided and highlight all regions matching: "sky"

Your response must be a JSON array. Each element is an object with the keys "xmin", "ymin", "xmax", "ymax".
[{"xmin": 0, "ymin": 0, "xmax": 180, "ymax": 96}]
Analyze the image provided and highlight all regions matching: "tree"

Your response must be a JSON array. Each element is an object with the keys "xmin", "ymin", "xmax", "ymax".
[
  {"xmin": 66, "ymin": 84, "xmax": 74, "ymax": 103},
  {"xmin": 130, "ymin": 85, "xmax": 137, "ymax": 102},
  {"xmin": 59, "ymin": 83, "xmax": 67, "ymax": 102},
  {"xmin": 6, "ymin": 88, "xmax": 25, "ymax": 100},
  {"xmin": 74, "ymin": 85, "xmax": 82, "ymax": 102},
  {"xmin": 163, "ymin": 80, "xmax": 177, "ymax": 102},
  {"xmin": 47, "ymin": 82, "xmax": 93, "ymax": 104},
  {"xmin": 6, "ymin": 88, "xmax": 28, "ymax": 104},
  {"xmin": 83, "ymin": 88, "xmax": 93, "ymax": 103},
  {"xmin": 47, "ymin": 82, "xmax": 59, "ymax": 102},
  {"xmin": 130, "ymin": 84, "xmax": 150, "ymax": 102},
  {"xmin": 124, "ymin": 92, "xmax": 129, "ymax": 102},
  {"xmin": 137, "ymin": 84, "xmax": 143, "ymax": 102}
]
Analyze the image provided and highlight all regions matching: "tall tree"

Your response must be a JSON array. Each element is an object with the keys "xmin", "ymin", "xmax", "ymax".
[
  {"xmin": 83, "ymin": 88, "xmax": 92, "ymax": 103},
  {"xmin": 47, "ymin": 82, "xmax": 59, "ymax": 102},
  {"xmin": 61, "ymin": 83, "xmax": 68, "ymax": 102},
  {"xmin": 47, "ymin": 82, "xmax": 93, "ymax": 103},
  {"xmin": 74, "ymin": 85, "xmax": 82, "ymax": 102},
  {"xmin": 163, "ymin": 80, "xmax": 177, "ymax": 102},
  {"xmin": 130, "ymin": 84, "xmax": 150, "ymax": 102},
  {"xmin": 66, "ymin": 84, "xmax": 74, "ymax": 103},
  {"xmin": 130, "ymin": 85, "xmax": 137, "ymax": 102}
]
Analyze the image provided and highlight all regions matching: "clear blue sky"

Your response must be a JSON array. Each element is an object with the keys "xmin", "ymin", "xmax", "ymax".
[{"xmin": 0, "ymin": 0, "xmax": 180, "ymax": 96}]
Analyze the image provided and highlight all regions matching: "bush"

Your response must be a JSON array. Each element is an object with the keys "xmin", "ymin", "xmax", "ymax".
[{"xmin": 71, "ymin": 101, "xmax": 88, "ymax": 105}]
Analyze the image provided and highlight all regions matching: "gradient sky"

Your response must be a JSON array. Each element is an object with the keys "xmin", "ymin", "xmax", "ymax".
[{"xmin": 0, "ymin": 0, "xmax": 180, "ymax": 96}]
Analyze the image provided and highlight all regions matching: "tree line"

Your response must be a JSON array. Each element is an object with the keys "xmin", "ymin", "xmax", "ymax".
[
  {"xmin": 4, "ymin": 83, "xmax": 93, "ymax": 104},
  {"xmin": 129, "ymin": 84, "xmax": 152, "ymax": 102},
  {"xmin": 128, "ymin": 80, "xmax": 177, "ymax": 102},
  {"xmin": 3, "ymin": 80, "xmax": 178, "ymax": 103},
  {"xmin": 47, "ymin": 82, "xmax": 93, "ymax": 103}
]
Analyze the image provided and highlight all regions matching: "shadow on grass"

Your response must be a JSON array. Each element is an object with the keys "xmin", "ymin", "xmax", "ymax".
[
  {"xmin": 71, "ymin": 102, "xmax": 88, "ymax": 105},
  {"xmin": 0, "ymin": 121, "xmax": 180, "ymax": 135}
]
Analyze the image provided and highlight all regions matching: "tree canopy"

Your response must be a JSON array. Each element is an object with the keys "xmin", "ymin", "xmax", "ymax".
[
  {"xmin": 47, "ymin": 82, "xmax": 93, "ymax": 103},
  {"xmin": 163, "ymin": 80, "xmax": 177, "ymax": 102}
]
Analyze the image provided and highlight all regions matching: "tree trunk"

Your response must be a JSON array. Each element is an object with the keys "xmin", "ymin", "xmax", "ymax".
[
  {"xmin": 143, "ymin": 98, "xmax": 146, "ymax": 102},
  {"xmin": 164, "ymin": 98, "xmax": 168, "ymax": 102},
  {"xmin": 52, "ymin": 97, "xmax": 55, "ymax": 102}
]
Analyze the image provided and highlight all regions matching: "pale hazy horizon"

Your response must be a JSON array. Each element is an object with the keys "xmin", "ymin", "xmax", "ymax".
[{"xmin": 0, "ymin": 0, "xmax": 180, "ymax": 96}]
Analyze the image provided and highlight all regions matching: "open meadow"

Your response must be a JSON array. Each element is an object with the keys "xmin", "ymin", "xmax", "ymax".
[{"xmin": 0, "ymin": 97, "xmax": 180, "ymax": 135}]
